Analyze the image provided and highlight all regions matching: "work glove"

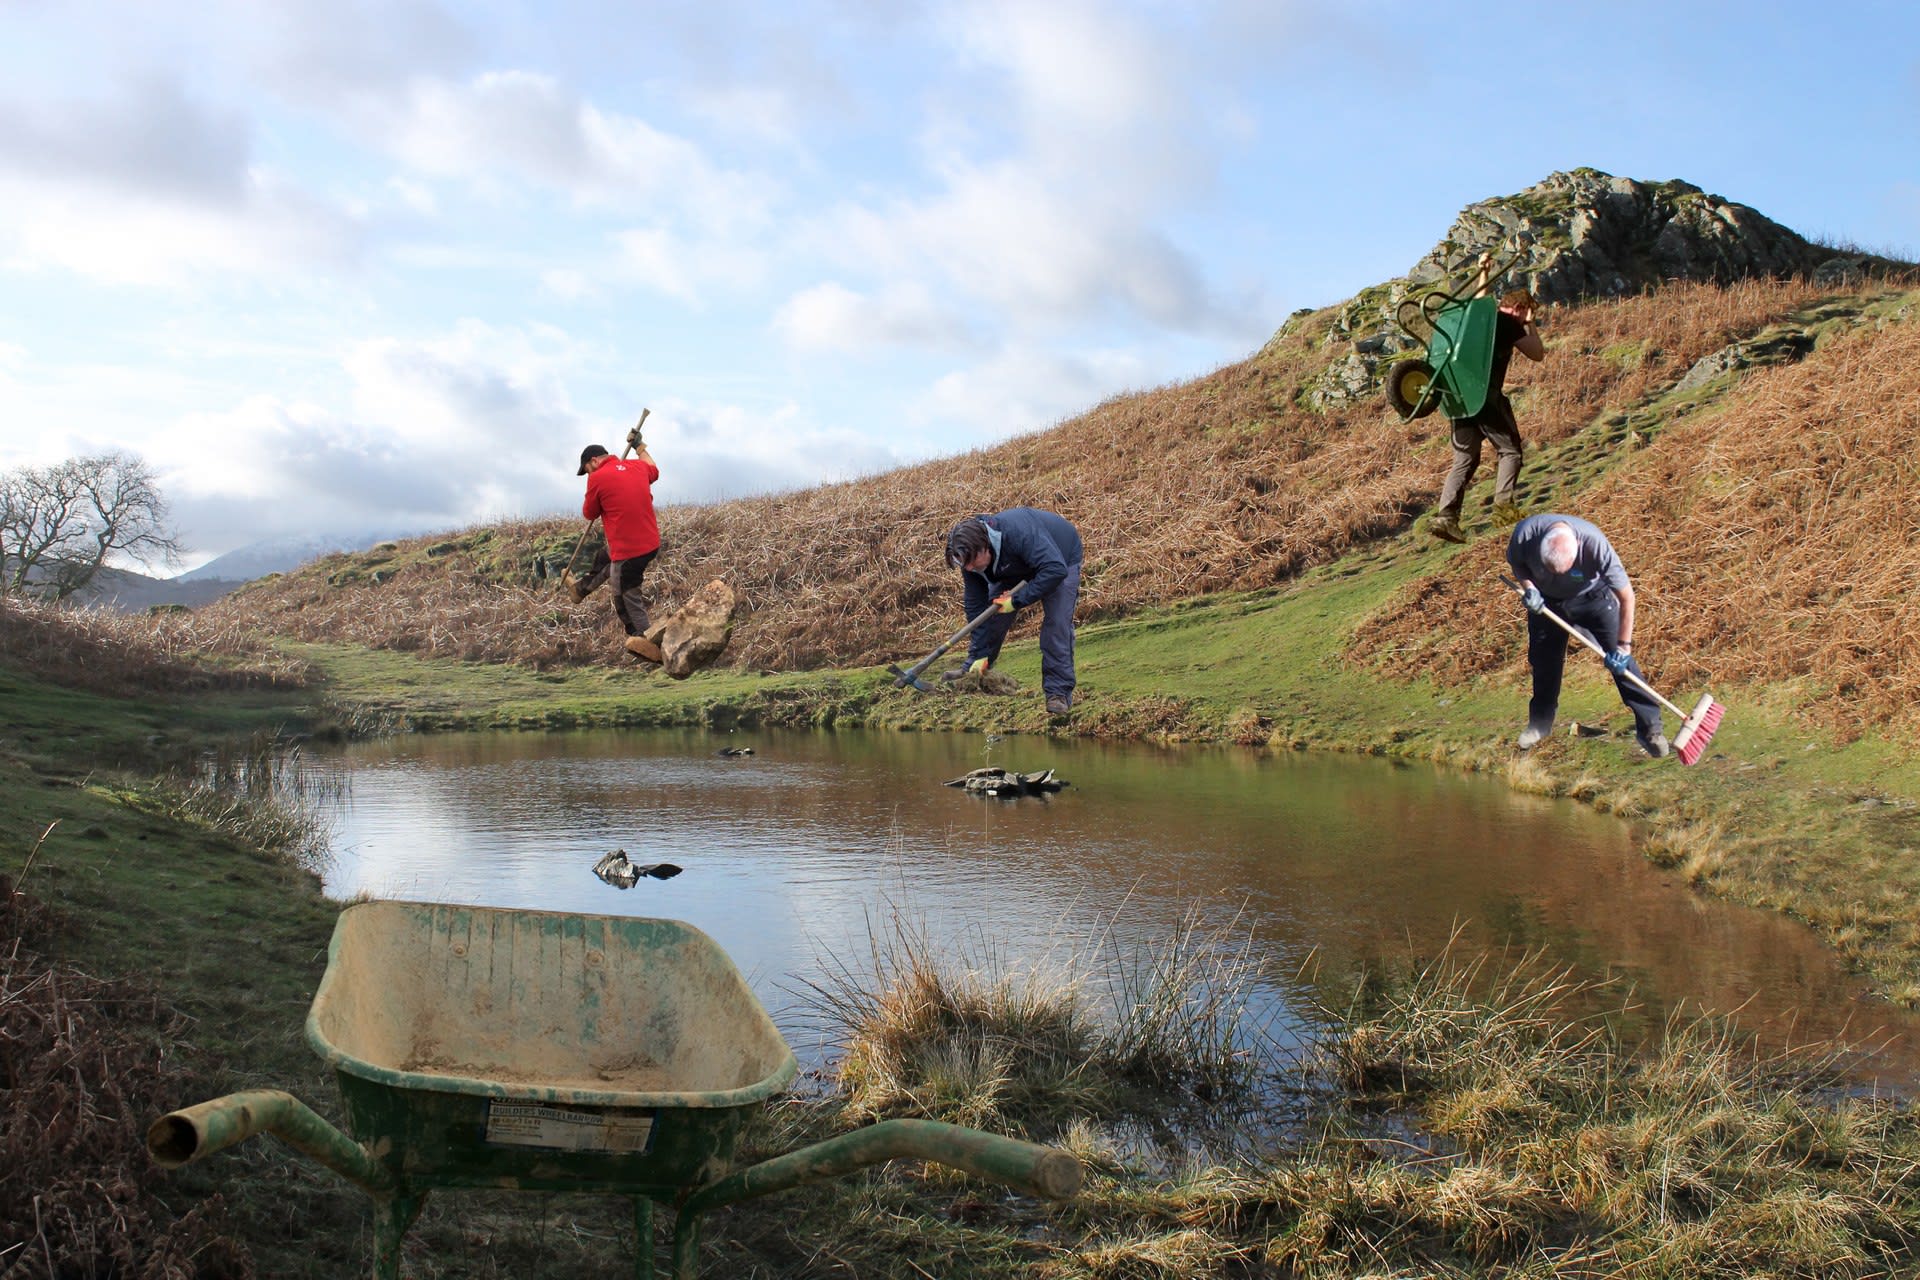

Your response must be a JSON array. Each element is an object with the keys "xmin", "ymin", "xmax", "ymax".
[
  {"xmin": 967, "ymin": 657, "xmax": 990, "ymax": 676},
  {"xmin": 1604, "ymin": 647, "xmax": 1632, "ymax": 674},
  {"xmin": 993, "ymin": 592, "xmax": 1016, "ymax": 614},
  {"xmin": 1519, "ymin": 584, "xmax": 1545, "ymax": 614}
]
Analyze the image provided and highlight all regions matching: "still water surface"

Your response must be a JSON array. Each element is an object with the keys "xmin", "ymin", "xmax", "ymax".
[{"xmin": 317, "ymin": 727, "xmax": 1917, "ymax": 1086}]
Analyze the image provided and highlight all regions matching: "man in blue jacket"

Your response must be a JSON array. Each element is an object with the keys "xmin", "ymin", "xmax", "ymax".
[{"xmin": 945, "ymin": 508, "xmax": 1083, "ymax": 717}]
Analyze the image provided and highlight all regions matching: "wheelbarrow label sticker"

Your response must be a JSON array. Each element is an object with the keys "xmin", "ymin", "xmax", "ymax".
[{"xmin": 483, "ymin": 1101, "xmax": 656, "ymax": 1153}]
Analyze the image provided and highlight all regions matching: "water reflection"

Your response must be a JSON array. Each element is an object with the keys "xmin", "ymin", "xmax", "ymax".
[{"xmin": 317, "ymin": 728, "xmax": 1917, "ymax": 1088}]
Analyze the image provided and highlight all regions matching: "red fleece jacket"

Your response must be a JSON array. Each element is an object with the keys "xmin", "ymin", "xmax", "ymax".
[{"xmin": 582, "ymin": 457, "xmax": 661, "ymax": 559}]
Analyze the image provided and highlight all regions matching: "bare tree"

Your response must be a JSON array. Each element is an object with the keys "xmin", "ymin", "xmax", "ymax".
[{"xmin": 0, "ymin": 452, "xmax": 182, "ymax": 601}]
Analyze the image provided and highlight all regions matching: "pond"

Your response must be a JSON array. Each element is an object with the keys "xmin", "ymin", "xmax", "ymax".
[{"xmin": 316, "ymin": 727, "xmax": 1919, "ymax": 1088}]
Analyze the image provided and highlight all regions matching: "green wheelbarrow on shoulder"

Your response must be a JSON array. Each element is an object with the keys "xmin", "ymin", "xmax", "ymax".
[
  {"xmin": 1382, "ymin": 252, "xmax": 1521, "ymax": 423},
  {"xmin": 147, "ymin": 901, "xmax": 1081, "ymax": 1278}
]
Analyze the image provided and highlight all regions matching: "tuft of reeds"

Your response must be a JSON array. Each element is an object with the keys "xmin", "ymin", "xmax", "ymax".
[{"xmin": 798, "ymin": 899, "xmax": 1274, "ymax": 1132}]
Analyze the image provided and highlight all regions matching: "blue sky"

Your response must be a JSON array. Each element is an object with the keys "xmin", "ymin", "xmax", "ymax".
[{"xmin": 0, "ymin": 0, "xmax": 1914, "ymax": 570}]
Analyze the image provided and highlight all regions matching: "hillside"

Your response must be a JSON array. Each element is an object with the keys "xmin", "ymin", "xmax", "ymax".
[{"xmin": 205, "ymin": 169, "xmax": 1914, "ymax": 725}]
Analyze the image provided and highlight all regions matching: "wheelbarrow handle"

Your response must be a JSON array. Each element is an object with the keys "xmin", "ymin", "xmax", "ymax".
[
  {"xmin": 147, "ymin": 1089, "xmax": 395, "ymax": 1194},
  {"xmin": 683, "ymin": 1117, "xmax": 1080, "ymax": 1214}
]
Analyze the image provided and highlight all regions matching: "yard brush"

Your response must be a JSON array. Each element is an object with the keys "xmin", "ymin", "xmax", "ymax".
[{"xmin": 1501, "ymin": 577, "xmax": 1725, "ymax": 765}]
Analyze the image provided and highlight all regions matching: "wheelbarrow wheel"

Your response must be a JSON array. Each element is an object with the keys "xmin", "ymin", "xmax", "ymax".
[{"xmin": 1384, "ymin": 358, "xmax": 1440, "ymax": 420}]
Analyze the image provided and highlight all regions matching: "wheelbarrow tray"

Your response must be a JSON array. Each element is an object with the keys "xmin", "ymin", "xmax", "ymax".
[
  {"xmin": 305, "ymin": 901, "xmax": 797, "ymax": 1196},
  {"xmin": 1425, "ymin": 294, "xmax": 1500, "ymax": 419}
]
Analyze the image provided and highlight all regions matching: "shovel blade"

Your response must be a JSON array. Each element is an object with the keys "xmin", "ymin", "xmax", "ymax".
[{"xmin": 887, "ymin": 664, "xmax": 935, "ymax": 693}]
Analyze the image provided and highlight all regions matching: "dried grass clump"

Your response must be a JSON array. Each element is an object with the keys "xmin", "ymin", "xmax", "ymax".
[
  {"xmin": 803, "ymin": 903, "xmax": 1268, "ymax": 1131},
  {"xmin": 208, "ymin": 279, "xmax": 1828, "ymax": 678},
  {"xmin": 0, "ymin": 878, "xmax": 254, "ymax": 1277},
  {"xmin": 0, "ymin": 595, "xmax": 312, "ymax": 695},
  {"xmin": 1352, "ymin": 305, "xmax": 1920, "ymax": 738}
]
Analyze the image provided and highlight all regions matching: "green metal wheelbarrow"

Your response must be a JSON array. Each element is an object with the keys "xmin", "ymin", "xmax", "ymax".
[
  {"xmin": 147, "ymin": 901, "xmax": 1081, "ymax": 1278},
  {"xmin": 1382, "ymin": 252, "xmax": 1520, "ymax": 423}
]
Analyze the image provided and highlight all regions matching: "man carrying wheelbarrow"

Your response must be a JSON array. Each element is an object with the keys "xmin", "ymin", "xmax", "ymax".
[
  {"xmin": 1507, "ymin": 513, "xmax": 1667, "ymax": 758},
  {"xmin": 945, "ymin": 508, "xmax": 1083, "ymax": 718},
  {"xmin": 579, "ymin": 437, "xmax": 664, "ymax": 663},
  {"xmin": 1426, "ymin": 272, "xmax": 1545, "ymax": 544}
]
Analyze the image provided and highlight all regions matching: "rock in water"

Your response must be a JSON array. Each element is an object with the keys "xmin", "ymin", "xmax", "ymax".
[
  {"xmin": 643, "ymin": 579, "xmax": 737, "ymax": 679},
  {"xmin": 942, "ymin": 766, "xmax": 1068, "ymax": 797}
]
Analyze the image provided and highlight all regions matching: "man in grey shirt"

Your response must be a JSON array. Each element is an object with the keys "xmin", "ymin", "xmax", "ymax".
[{"xmin": 1506, "ymin": 513, "xmax": 1667, "ymax": 757}]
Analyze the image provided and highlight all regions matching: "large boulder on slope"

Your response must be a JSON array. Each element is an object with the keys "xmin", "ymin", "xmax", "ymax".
[{"xmin": 643, "ymin": 579, "xmax": 737, "ymax": 678}]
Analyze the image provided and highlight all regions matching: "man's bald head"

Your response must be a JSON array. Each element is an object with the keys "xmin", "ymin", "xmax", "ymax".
[{"xmin": 1542, "ymin": 522, "xmax": 1578, "ymax": 574}]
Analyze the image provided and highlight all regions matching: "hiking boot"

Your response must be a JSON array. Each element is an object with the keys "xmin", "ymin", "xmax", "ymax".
[
  {"xmin": 1491, "ymin": 502, "xmax": 1525, "ymax": 527},
  {"xmin": 568, "ymin": 578, "xmax": 592, "ymax": 603},
  {"xmin": 624, "ymin": 636, "xmax": 664, "ymax": 663},
  {"xmin": 1045, "ymin": 695, "xmax": 1072, "ymax": 718},
  {"xmin": 1638, "ymin": 730, "xmax": 1671, "ymax": 759},
  {"xmin": 1426, "ymin": 514, "xmax": 1466, "ymax": 544},
  {"xmin": 1517, "ymin": 722, "xmax": 1551, "ymax": 749}
]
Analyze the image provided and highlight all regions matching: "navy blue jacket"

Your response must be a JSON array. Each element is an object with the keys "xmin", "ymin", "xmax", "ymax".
[{"xmin": 961, "ymin": 508, "xmax": 1082, "ymax": 652}]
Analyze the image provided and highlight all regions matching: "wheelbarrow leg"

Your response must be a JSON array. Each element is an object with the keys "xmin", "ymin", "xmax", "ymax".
[
  {"xmin": 633, "ymin": 1196, "xmax": 656, "ymax": 1280},
  {"xmin": 669, "ymin": 1210, "xmax": 704, "ymax": 1280},
  {"xmin": 371, "ymin": 1191, "xmax": 427, "ymax": 1280}
]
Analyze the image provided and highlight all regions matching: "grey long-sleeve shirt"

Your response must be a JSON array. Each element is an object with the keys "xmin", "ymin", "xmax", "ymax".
[{"xmin": 1506, "ymin": 513, "xmax": 1630, "ymax": 602}]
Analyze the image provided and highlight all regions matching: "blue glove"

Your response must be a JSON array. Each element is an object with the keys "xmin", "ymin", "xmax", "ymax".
[
  {"xmin": 1520, "ymin": 584, "xmax": 1545, "ymax": 614},
  {"xmin": 1604, "ymin": 647, "xmax": 1632, "ymax": 674}
]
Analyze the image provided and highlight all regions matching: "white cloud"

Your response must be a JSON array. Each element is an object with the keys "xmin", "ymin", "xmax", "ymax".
[
  {"xmin": 0, "ymin": 75, "xmax": 250, "ymax": 205},
  {"xmin": 0, "ymin": 75, "xmax": 366, "ymax": 285},
  {"xmin": 0, "ymin": 169, "xmax": 364, "ymax": 286},
  {"xmin": 646, "ymin": 399, "xmax": 906, "ymax": 502},
  {"xmin": 611, "ymin": 225, "xmax": 767, "ymax": 305},
  {"xmin": 774, "ymin": 281, "xmax": 972, "ymax": 352},
  {"xmin": 919, "ymin": 344, "xmax": 1150, "ymax": 442},
  {"xmin": 378, "ymin": 71, "xmax": 777, "ymax": 227}
]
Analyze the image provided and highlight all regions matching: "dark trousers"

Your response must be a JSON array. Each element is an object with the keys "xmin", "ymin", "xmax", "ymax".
[
  {"xmin": 1527, "ymin": 589, "xmax": 1661, "ymax": 738},
  {"xmin": 974, "ymin": 563, "xmax": 1081, "ymax": 699},
  {"xmin": 609, "ymin": 550, "xmax": 657, "ymax": 637},
  {"xmin": 1437, "ymin": 395, "xmax": 1522, "ymax": 518}
]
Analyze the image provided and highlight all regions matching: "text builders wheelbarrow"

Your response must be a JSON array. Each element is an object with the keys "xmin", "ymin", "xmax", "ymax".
[
  {"xmin": 1382, "ymin": 252, "xmax": 1520, "ymax": 423},
  {"xmin": 147, "ymin": 901, "xmax": 1081, "ymax": 1278}
]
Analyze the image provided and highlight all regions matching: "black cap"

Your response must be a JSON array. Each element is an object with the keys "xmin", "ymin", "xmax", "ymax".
[{"xmin": 577, "ymin": 444, "xmax": 610, "ymax": 476}]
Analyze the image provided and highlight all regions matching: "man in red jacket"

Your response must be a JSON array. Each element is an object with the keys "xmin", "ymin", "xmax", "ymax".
[{"xmin": 578, "ymin": 440, "xmax": 663, "ymax": 663}]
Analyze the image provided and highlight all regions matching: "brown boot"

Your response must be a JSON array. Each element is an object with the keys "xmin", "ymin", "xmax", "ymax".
[
  {"xmin": 1426, "ymin": 513, "xmax": 1466, "ymax": 544},
  {"xmin": 624, "ymin": 636, "xmax": 664, "ymax": 663}
]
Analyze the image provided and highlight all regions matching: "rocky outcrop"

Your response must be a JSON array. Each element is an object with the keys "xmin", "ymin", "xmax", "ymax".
[
  {"xmin": 1296, "ymin": 168, "xmax": 1911, "ymax": 410},
  {"xmin": 642, "ymin": 578, "xmax": 737, "ymax": 679},
  {"xmin": 1408, "ymin": 169, "xmax": 1847, "ymax": 306}
]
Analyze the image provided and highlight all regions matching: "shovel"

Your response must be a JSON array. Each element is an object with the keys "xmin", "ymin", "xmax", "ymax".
[{"xmin": 887, "ymin": 581, "xmax": 1026, "ymax": 693}]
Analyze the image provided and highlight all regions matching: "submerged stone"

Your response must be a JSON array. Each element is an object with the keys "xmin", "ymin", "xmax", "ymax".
[{"xmin": 942, "ymin": 766, "xmax": 1068, "ymax": 797}]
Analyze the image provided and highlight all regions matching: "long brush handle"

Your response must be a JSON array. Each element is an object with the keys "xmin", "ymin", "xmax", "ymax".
[{"xmin": 1502, "ymin": 576, "xmax": 1687, "ymax": 720}]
